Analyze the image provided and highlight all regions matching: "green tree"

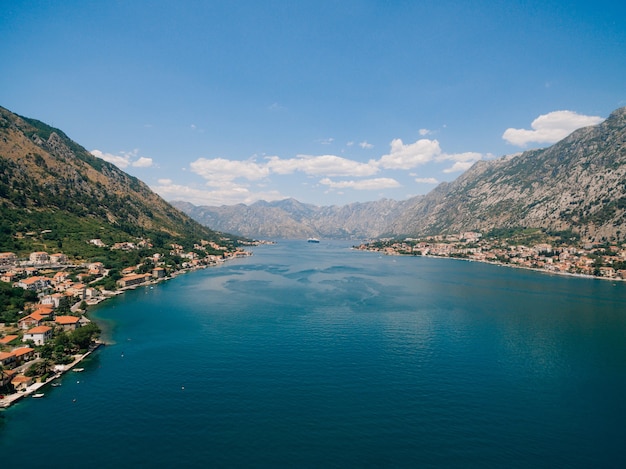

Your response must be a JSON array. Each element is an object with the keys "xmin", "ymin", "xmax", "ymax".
[{"xmin": 68, "ymin": 322, "xmax": 101, "ymax": 351}]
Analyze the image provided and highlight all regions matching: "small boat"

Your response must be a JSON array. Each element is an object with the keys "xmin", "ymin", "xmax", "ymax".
[
  {"xmin": 73, "ymin": 368, "xmax": 85, "ymax": 372},
  {"xmin": 307, "ymin": 238, "xmax": 320, "ymax": 243},
  {"xmin": 51, "ymin": 383, "xmax": 62, "ymax": 387},
  {"xmin": 32, "ymin": 393, "xmax": 45, "ymax": 398}
]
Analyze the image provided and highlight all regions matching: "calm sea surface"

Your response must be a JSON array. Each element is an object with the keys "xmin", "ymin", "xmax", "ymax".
[{"xmin": 2, "ymin": 240, "xmax": 626, "ymax": 467}]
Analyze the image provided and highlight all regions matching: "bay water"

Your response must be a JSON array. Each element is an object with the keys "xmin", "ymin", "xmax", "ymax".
[{"xmin": 1, "ymin": 240, "xmax": 625, "ymax": 467}]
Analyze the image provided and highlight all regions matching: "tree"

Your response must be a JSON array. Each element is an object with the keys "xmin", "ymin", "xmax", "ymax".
[
  {"xmin": 25, "ymin": 359, "xmax": 53, "ymax": 378},
  {"xmin": 68, "ymin": 322, "xmax": 101, "ymax": 351}
]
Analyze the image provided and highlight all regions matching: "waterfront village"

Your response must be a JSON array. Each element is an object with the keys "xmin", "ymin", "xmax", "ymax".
[
  {"xmin": 3, "ymin": 230, "xmax": 625, "ymax": 408},
  {"xmin": 0, "ymin": 238, "xmax": 251, "ymax": 408},
  {"xmin": 356, "ymin": 231, "xmax": 626, "ymax": 280}
]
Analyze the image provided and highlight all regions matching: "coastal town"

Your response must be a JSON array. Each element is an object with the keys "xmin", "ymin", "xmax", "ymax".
[
  {"xmin": 0, "ymin": 238, "xmax": 251, "ymax": 408},
  {"xmin": 4, "ymin": 229, "xmax": 626, "ymax": 408},
  {"xmin": 356, "ymin": 231, "xmax": 626, "ymax": 280}
]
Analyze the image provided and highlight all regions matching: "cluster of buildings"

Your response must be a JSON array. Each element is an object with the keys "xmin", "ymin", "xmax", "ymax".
[
  {"xmin": 0, "ymin": 299, "xmax": 89, "ymax": 396},
  {"xmin": 1, "ymin": 237, "xmax": 251, "ymax": 405},
  {"xmin": 357, "ymin": 232, "xmax": 626, "ymax": 280}
]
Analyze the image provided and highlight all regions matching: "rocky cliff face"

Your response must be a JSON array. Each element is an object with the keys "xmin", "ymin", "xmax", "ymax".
[
  {"xmin": 389, "ymin": 107, "xmax": 626, "ymax": 242},
  {"xmin": 172, "ymin": 198, "xmax": 413, "ymax": 239},
  {"xmin": 175, "ymin": 107, "xmax": 626, "ymax": 243}
]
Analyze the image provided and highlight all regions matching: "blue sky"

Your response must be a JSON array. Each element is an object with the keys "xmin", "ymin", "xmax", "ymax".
[{"xmin": 1, "ymin": 1, "xmax": 625, "ymax": 206}]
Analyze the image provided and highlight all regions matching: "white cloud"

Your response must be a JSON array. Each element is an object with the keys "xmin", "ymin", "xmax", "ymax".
[
  {"xmin": 502, "ymin": 110, "xmax": 604, "ymax": 146},
  {"xmin": 434, "ymin": 151, "xmax": 482, "ymax": 173},
  {"xmin": 443, "ymin": 161, "xmax": 475, "ymax": 173},
  {"xmin": 132, "ymin": 157, "xmax": 153, "ymax": 168},
  {"xmin": 414, "ymin": 177, "xmax": 439, "ymax": 184},
  {"xmin": 359, "ymin": 141, "xmax": 373, "ymax": 149},
  {"xmin": 436, "ymin": 151, "xmax": 482, "ymax": 163},
  {"xmin": 91, "ymin": 150, "xmax": 131, "ymax": 168},
  {"xmin": 266, "ymin": 154, "xmax": 379, "ymax": 177},
  {"xmin": 319, "ymin": 177, "xmax": 400, "ymax": 190},
  {"xmin": 152, "ymin": 181, "xmax": 285, "ymax": 206},
  {"xmin": 378, "ymin": 138, "xmax": 442, "ymax": 169},
  {"xmin": 189, "ymin": 158, "xmax": 270, "ymax": 185},
  {"xmin": 158, "ymin": 178, "xmax": 172, "ymax": 185},
  {"xmin": 318, "ymin": 137, "xmax": 335, "ymax": 145},
  {"xmin": 91, "ymin": 149, "xmax": 153, "ymax": 169},
  {"xmin": 419, "ymin": 128, "xmax": 431, "ymax": 136}
]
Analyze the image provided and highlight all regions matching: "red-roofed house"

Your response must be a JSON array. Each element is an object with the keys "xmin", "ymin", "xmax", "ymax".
[
  {"xmin": 11, "ymin": 374, "xmax": 33, "ymax": 392},
  {"xmin": 1, "ymin": 272, "xmax": 16, "ymax": 283},
  {"xmin": 55, "ymin": 315, "xmax": 81, "ymax": 331},
  {"xmin": 0, "ymin": 335, "xmax": 19, "ymax": 346},
  {"xmin": 23, "ymin": 326, "xmax": 53, "ymax": 345},
  {"xmin": 52, "ymin": 271, "xmax": 69, "ymax": 285},
  {"xmin": 32, "ymin": 306, "xmax": 54, "ymax": 316},
  {"xmin": 0, "ymin": 252, "xmax": 18, "ymax": 266},
  {"xmin": 18, "ymin": 311, "xmax": 49, "ymax": 330},
  {"xmin": 11, "ymin": 347, "xmax": 34, "ymax": 365},
  {"xmin": 29, "ymin": 251, "xmax": 49, "ymax": 264},
  {"xmin": 121, "ymin": 266, "xmax": 137, "ymax": 275},
  {"xmin": 0, "ymin": 351, "xmax": 16, "ymax": 368},
  {"xmin": 15, "ymin": 276, "xmax": 51, "ymax": 292},
  {"xmin": 66, "ymin": 283, "xmax": 86, "ymax": 299},
  {"xmin": 117, "ymin": 273, "xmax": 151, "ymax": 288},
  {"xmin": 88, "ymin": 262, "xmax": 105, "ymax": 275}
]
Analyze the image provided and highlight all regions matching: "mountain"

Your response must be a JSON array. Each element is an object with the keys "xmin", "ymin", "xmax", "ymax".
[
  {"xmin": 171, "ymin": 198, "xmax": 411, "ymax": 239},
  {"xmin": 0, "ymin": 105, "xmax": 238, "ymax": 256},
  {"xmin": 175, "ymin": 106, "xmax": 626, "ymax": 243},
  {"xmin": 388, "ymin": 106, "xmax": 626, "ymax": 242}
]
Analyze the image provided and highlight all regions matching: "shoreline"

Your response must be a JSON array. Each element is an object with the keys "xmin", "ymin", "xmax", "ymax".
[
  {"xmin": 1, "ymin": 255, "xmax": 249, "ymax": 410},
  {"xmin": 0, "ymin": 342, "xmax": 102, "ymax": 409},
  {"xmin": 365, "ymin": 249, "xmax": 625, "ymax": 283}
]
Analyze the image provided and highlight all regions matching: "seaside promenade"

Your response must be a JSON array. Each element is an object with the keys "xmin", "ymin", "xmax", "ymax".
[{"xmin": 0, "ymin": 343, "xmax": 102, "ymax": 408}]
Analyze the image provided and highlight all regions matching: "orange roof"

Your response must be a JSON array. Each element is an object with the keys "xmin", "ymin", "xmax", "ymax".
[
  {"xmin": 120, "ymin": 273, "xmax": 149, "ymax": 281},
  {"xmin": 0, "ymin": 335, "xmax": 19, "ymax": 344},
  {"xmin": 2, "ymin": 369, "xmax": 17, "ymax": 379},
  {"xmin": 11, "ymin": 375, "xmax": 33, "ymax": 384},
  {"xmin": 55, "ymin": 315, "xmax": 80, "ymax": 325},
  {"xmin": 20, "ymin": 276, "xmax": 50, "ymax": 285},
  {"xmin": 0, "ymin": 351, "xmax": 14, "ymax": 360},
  {"xmin": 11, "ymin": 347, "xmax": 34, "ymax": 357},
  {"xmin": 26, "ymin": 325, "xmax": 52, "ymax": 334},
  {"xmin": 20, "ymin": 311, "xmax": 48, "ymax": 322}
]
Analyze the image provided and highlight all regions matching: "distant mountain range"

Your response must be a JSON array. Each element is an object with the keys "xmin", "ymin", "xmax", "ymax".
[
  {"xmin": 171, "ymin": 198, "xmax": 410, "ymax": 240},
  {"xmin": 0, "ymin": 105, "xmax": 238, "ymax": 256},
  {"xmin": 174, "ymin": 106, "xmax": 626, "ymax": 243}
]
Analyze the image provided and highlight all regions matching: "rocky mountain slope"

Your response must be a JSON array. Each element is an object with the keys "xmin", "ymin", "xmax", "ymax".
[
  {"xmin": 172, "ymin": 198, "xmax": 411, "ymax": 239},
  {"xmin": 389, "ymin": 106, "xmax": 626, "ymax": 242},
  {"xmin": 0, "ymin": 105, "xmax": 237, "ymax": 255},
  {"xmin": 175, "ymin": 106, "xmax": 626, "ymax": 243}
]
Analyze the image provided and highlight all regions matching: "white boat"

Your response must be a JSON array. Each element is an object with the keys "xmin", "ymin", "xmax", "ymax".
[
  {"xmin": 73, "ymin": 368, "xmax": 85, "ymax": 372},
  {"xmin": 307, "ymin": 238, "xmax": 320, "ymax": 243},
  {"xmin": 32, "ymin": 393, "xmax": 45, "ymax": 398}
]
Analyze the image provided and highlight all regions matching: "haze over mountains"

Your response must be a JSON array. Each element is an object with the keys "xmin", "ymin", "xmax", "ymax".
[{"xmin": 174, "ymin": 107, "xmax": 626, "ymax": 243}]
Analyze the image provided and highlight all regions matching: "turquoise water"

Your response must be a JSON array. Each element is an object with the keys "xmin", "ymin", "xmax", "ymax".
[{"xmin": 2, "ymin": 240, "xmax": 626, "ymax": 467}]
